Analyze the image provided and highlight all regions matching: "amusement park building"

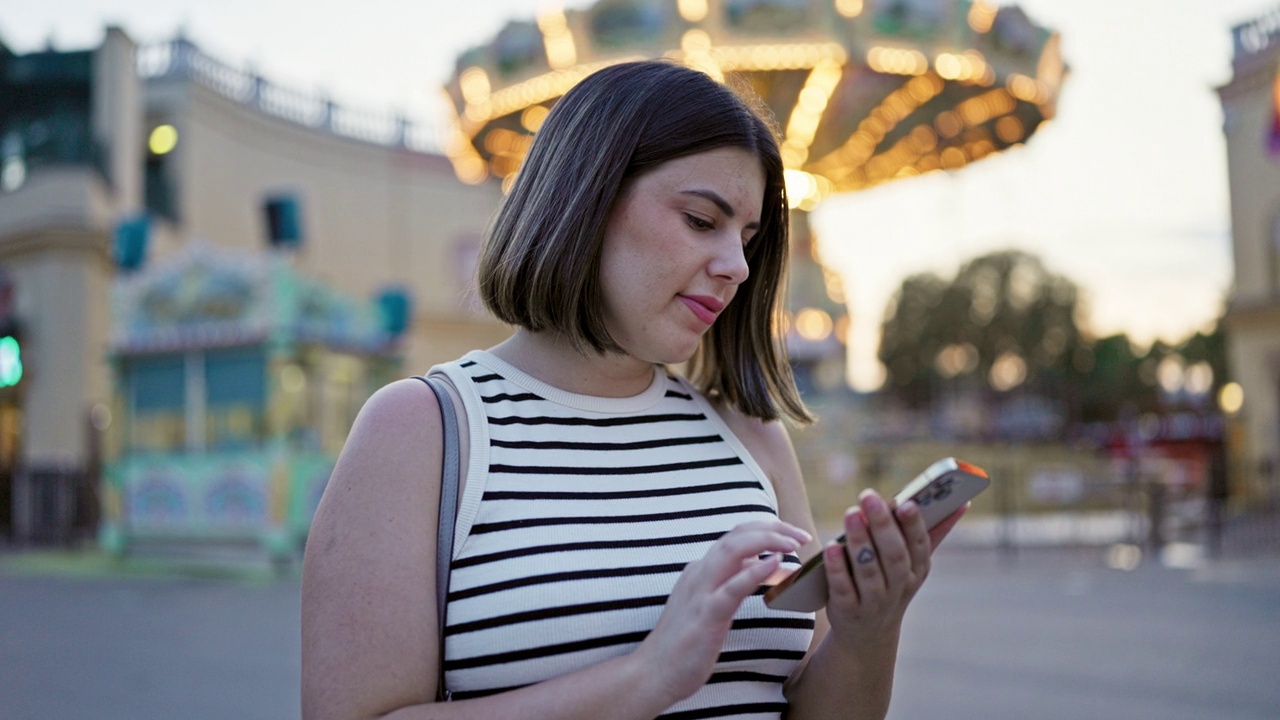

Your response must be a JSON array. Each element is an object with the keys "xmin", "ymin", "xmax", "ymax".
[
  {"xmin": 0, "ymin": 28, "xmax": 504, "ymax": 545},
  {"xmin": 1218, "ymin": 5, "xmax": 1280, "ymax": 503}
]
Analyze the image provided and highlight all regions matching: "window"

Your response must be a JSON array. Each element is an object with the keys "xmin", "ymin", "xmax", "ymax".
[
  {"xmin": 204, "ymin": 348, "xmax": 266, "ymax": 452},
  {"xmin": 125, "ymin": 348, "xmax": 266, "ymax": 454},
  {"xmin": 128, "ymin": 355, "xmax": 186, "ymax": 453}
]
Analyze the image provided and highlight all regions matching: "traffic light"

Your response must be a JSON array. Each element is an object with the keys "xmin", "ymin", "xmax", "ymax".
[{"xmin": 0, "ymin": 329, "xmax": 21, "ymax": 389}]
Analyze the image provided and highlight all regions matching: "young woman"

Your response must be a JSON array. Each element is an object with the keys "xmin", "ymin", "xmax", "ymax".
[{"xmin": 301, "ymin": 60, "xmax": 963, "ymax": 720}]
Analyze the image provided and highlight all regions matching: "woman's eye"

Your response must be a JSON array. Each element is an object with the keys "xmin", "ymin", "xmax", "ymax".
[{"xmin": 685, "ymin": 214, "xmax": 714, "ymax": 231}]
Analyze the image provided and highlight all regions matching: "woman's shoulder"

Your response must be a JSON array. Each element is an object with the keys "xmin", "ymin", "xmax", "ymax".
[
  {"xmin": 318, "ymin": 378, "xmax": 446, "ymax": 510},
  {"xmin": 352, "ymin": 377, "xmax": 443, "ymax": 446}
]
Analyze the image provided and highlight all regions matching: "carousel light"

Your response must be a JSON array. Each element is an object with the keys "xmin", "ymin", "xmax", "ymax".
[
  {"xmin": 682, "ymin": 29, "xmax": 712, "ymax": 53},
  {"xmin": 465, "ymin": 101, "xmax": 493, "ymax": 123},
  {"xmin": 961, "ymin": 50, "xmax": 991, "ymax": 84},
  {"xmin": 441, "ymin": 89, "xmax": 489, "ymax": 183},
  {"xmin": 782, "ymin": 59, "xmax": 842, "ymax": 168},
  {"xmin": 799, "ymin": 86, "xmax": 829, "ymax": 113},
  {"xmin": 1007, "ymin": 73, "xmax": 1042, "ymax": 102},
  {"xmin": 454, "ymin": 156, "xmax": 488, "ymax": 184},
  {"xmin": 459, "ymin": 67, "xmax": 491, "ymax": 105},
  {"xmin": 521, "ymin": 105, "xmax": 549, "ymax": 132},
  {"xmin": 935, "ymin": 110, "xmax": 962, "ymax": 138},
  {"xmin": 784, "ymin": 169, "xmax": 816, "ymax": 208},
  {"xmin": 968, "ymin": 0, "xmax": 998, "ymax": 33},
  {"xmin": 908, "ymin": 125, "xmax": 937, "ymax": 153},
  {"xmin": 537, "ymin": 8, "xmax": 577, "ymax": 70},
  {"xmin": 935, "ymin": 53, "xmax": 962, "ymax": 80},
  {"xmin": 995, "ymin": 116, "xmax": 1024, "ymax": 143},
  {"xmin": 781, "ymin": 145, "xmax": 809, "ymax": 167},
  {"xmin": 1037, "ymin": 35, "xmax": 1066, "ymax": 93},
  {"xmin": 835, "ymin": 0, "xmax": 863, "ymax": 18},
  {"xmin": 868, "ymin": 46, "xmax": 927, "ymax": 76},
  {"xmin": 678, "ymin": 0, "xmax": 708, "ymax": 22},
  {"xmin": 941, "ymin": 146, "xmax": 967, "ymax": 169},
  {"xmin": 795, "ymin": 308, "xmax": 834, "ymax": 341}
]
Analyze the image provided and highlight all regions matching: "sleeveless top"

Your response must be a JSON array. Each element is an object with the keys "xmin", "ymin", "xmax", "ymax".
[{"xmin": 429, "ymin": 350, "xmax": 815, "ymax": 718}]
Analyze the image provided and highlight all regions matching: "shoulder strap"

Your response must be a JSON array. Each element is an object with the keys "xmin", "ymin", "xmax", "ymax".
[{"xmin": 413, "ymin": 374, "xmax": 459, "ymax": 702}]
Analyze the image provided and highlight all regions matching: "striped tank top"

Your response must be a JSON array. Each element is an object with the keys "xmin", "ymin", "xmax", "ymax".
[{"xmin": 429, "ymin": 350, "xmax": 815, "ymax": 718}]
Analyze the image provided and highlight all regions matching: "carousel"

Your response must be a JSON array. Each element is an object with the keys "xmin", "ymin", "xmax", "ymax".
[
  {"xmin": 99, "ymin": 242, "xmax": 403, "ymax": 562},
  {"xmin": 439, "ymin": 0, "xmax": 1063, "ymax": 389}
]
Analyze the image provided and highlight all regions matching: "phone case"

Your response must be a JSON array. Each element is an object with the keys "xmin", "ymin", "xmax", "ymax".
[{"xmin": 763, "ymin": 457, "xmax": 990, "ymax": 613}]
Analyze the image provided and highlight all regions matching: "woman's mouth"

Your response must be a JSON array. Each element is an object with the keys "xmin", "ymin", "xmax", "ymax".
[{"xmin": 678, "ymin": 295, "xmax": 724, "ymax": 325}]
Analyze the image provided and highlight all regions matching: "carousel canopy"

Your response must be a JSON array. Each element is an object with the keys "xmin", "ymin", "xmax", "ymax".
[{"xmin": 442, "ymin": 0, "xmax": 1063, "ymax": 210}]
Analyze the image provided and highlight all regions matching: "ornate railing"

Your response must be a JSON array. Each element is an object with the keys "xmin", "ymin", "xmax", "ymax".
[{"xmin": 136, "ymin": 38, "xmax": 443, "ymax": 153}]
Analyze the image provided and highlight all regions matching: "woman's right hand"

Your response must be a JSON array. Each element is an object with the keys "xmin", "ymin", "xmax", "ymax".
[{"xmin": 630, "ymin": 520, "xmax": 812, "ymax": 705}]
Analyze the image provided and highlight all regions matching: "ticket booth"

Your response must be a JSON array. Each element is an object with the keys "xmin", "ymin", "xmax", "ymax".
[{"xmin": 100, "ymin": 243, "xmax": 402, "ymax": 563}]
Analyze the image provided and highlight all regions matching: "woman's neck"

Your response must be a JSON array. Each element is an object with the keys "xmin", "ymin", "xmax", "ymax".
[{"xmin": 488, "ymin": 330, "xmax": 658, "ymax": 398}]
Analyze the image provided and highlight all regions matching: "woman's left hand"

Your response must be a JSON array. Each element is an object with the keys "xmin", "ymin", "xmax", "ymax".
[{"xmin": 820, "ymin": 490, "xmax": 966, "ymax": 646}]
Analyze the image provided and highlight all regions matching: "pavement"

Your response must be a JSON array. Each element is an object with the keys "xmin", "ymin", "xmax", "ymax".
[{"xmin": 1, "ymin": 512, "xmax": 1278, "ymax": 720}]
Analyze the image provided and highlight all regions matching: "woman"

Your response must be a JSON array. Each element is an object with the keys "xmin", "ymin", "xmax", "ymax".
[{"xmin": 301, "ymin": 60, "xmax": 963, "ymax": 720}]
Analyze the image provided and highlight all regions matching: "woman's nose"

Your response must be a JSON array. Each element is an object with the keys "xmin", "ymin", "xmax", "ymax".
[{"xmin": 709, "ymin": 239, "xmax": 750, "ymax": 286}]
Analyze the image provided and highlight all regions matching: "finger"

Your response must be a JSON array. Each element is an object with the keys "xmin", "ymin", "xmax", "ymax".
[
  {"xmin": 926, "ymin": 503, "xmax": 969, "ymax": 549},
  {"xmin": 712, "ymin": 527, "xmax": 807, "ymax": 561},
  {"xmin": 719, "ymin": 521, "xmax": 812, "ymax": 553},
  {"xmin": 842, "ymin": 505, "xmax": 885, "ymax": 604},
  {"xmin": 701, "ymin": 526, "xmax": 807, "ymax": 586},
  {"xmin": 894, "ymin": 499, "xmax": 932, "ymax": 578},
  {"xmin": 861, "ymin": 490, "xmax": 912, "ymax": 582},
  {"xmin": 723, "ymin": 553, "xmax": 781, "ymax": 599},
  {"xmin": 822, "ymin": 540, "xmax": 858, "ymax": 606}
]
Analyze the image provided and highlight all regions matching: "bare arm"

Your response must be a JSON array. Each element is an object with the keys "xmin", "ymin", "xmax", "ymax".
[
  {"xmin": 301, "ymin": 380, "xmax": 810, "ymax": 720},
  {"xmin": 717, "ymin": 414, "xmax": 963, "ymax": 720}
]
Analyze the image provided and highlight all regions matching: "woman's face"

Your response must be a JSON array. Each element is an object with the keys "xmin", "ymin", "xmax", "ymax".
[{"xmin": 598, "ymin": 146, "xmax": 765, "ymax": 366}]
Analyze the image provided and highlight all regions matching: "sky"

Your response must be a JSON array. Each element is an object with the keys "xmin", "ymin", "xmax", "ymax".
[{"xmin": 2, "ymin": 0, "xmax": 1274, "ymax": 389}]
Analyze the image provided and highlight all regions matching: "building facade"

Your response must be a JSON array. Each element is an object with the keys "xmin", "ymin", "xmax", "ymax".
[
  {"xmin": 1218, "ymin": 6, "xmax": 1280, "ymax": 506},
  {"xmin": 0, "ymin": 28, "xmax": 505, "ymax": 543}
]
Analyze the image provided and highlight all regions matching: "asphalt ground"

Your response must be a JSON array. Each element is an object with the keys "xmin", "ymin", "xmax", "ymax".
[{"xmin": 1, "ymin": 537, "xmax": 1277, "ymax": 720}]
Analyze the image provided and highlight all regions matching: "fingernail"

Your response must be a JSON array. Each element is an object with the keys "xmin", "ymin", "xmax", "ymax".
[
  {"xmin": 862, "ymin": 492, "xmax": 886, "ymax": 514},
  {"xmin": 897, "ymin": 500, "xmax": 918, "ymax": 517}
]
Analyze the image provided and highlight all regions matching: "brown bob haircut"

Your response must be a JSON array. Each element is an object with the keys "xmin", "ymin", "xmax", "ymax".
[{"xmin": 478, "ymin": 60, "xmax": 812, "ymax": 424}]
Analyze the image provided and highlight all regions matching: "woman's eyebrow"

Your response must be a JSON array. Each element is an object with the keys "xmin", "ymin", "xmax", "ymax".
[
  {"xmin": 679, "ymin": 189, "xmax": 760, "ymax": 229},
  {"xmin": 679, "ymin": 189, "xmax": 736, "ymax": 216}
]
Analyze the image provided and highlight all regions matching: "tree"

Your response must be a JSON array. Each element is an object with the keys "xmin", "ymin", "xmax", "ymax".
[{"xmin": 878, "ymin": 249, "xmax": 1088, "ymax": 411}]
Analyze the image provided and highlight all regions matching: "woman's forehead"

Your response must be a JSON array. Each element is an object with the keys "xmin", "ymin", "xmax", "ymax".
[{"xmin": 640, "ymin": 148, "xmax": 765, "ymax": 210}]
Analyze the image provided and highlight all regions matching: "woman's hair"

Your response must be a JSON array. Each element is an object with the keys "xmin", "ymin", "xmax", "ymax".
[{"xmin": 478, "ymin": 60, "xmax": 812, "ymax": 424}]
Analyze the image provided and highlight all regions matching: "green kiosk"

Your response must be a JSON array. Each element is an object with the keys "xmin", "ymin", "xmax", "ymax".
[{"xmin": 100, "ymin": 242, "xmax": 403, "ymax": 565}]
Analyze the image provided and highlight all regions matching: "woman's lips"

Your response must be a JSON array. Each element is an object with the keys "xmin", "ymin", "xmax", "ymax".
[{"xmin": 679, "ymin": 295, "xmax": 724, "ymax": 325}]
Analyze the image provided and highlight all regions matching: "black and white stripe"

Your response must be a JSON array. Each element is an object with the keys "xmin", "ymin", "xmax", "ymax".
[{"xmin": 431, "ymin": 351, "xmax": 814, "ymax": 717}]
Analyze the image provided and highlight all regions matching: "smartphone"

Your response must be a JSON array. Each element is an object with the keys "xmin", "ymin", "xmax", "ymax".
[{"xmin": 763, "ymin": 457, "xmax": 990, "ymax": 613}]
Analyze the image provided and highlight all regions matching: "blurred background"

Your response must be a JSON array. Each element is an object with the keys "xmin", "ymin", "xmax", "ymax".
[{"xmin": 0, "ymin": 1, "xmax": 1278, "ymax": 719}]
